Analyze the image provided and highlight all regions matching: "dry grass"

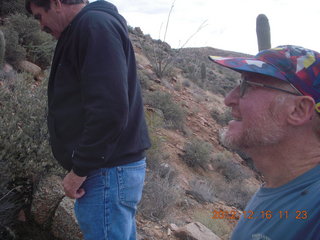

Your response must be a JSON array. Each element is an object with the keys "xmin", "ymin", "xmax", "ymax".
[
  {"xmin": 138, "ymin": 171, "xmax": 180, "ymax": 221},
  {"xmin": 193, "ymin": 209, "xmax": 233, "ymax": 240}
]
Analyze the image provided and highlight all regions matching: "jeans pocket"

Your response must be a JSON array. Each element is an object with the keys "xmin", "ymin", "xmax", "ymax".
[
  {"xmin": 117, "ymin": 161, "xmax": 146, "ymax": 208},
  {"xmin": 77, "ymin": 169, "xmax": 104, "ymax": 205}
]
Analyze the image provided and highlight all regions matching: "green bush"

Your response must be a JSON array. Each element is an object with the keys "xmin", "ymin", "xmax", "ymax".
[
  {"xmin": 137, "ymin": 70, "xmax": 151, "ymax": 90},
  {"xmin": 1, "ymin": 26, "xmax": 26, "ymax": 67},
  {"xmin": 0, "ymin": 0, "xmax": 26, "ymax": 16},
  {"xmin": 145, "ymin": 91, "xmax": 185, "ymax": 130},
  {"xmin": 211, "ymin": 151, "xmax": 252, "ymax": 182},
  {"xmin": 183, "ymin": 138, "xmax": 212, "ymax": 169},
  {"xmin": 3, "ymin": 13, "xmax": 55, "ymax": 68},
  {"xmin": 0, "ymin": 73, "xmax": 62, "ymax": 182},
  {"xmin": 0, "ymin": 73, "xmax": 63, "ymax": 239}
]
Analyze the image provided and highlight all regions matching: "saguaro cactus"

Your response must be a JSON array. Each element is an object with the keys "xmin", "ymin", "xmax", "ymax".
[
  {"xmin": 256, "ymin": 14, "xmax": 271, "ymax": 52},
  {"xmin": 0, "ymin": 29, "xmax": 5, "ymax": 69}
]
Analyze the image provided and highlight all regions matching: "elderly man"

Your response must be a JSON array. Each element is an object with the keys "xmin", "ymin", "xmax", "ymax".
[
  {"xmin": 209, "ymin": 45, "xmax": 320, "ymax": 239},
  {"xmin": 25, "ymin": 0, "xmax": 150, "ymax": 239}
]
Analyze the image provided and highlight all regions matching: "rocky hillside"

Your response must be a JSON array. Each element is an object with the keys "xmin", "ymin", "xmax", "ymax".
[
  {"xmin": 0, "ymin": 25, "xmax": 261, "ymax": 240},
  {"xmin": 127, "ymin": 28, "xmax": 260, "ymax": 240}
]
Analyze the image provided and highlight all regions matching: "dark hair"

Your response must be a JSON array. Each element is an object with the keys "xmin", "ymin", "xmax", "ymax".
[
  {"xmin": 25, "ymin": 0, "xmax": 88, "ymax": 14},
  {"xmin": 26, "ymin": 0, "xmax": 50, "ymax": 14}
]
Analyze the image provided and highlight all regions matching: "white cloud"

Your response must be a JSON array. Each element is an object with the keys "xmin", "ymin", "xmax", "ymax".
[{"xmin": 91, "ymin": 0, "xmax": 320, "ymax": 54}]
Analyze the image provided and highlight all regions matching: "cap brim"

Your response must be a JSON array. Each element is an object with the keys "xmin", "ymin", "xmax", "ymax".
[{"xmin": 208, "ymin": 56, "xmax": 287, "ymax": 81}]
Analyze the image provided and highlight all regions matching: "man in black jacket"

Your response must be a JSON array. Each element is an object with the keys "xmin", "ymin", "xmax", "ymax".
[{"xmin": 26, "ymin": 0, "xmax": 150, "ymax": 239}]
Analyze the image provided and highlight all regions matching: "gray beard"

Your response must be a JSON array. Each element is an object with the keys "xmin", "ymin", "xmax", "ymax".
[{"xmin": 219, "ymin": 118, "xmax": 285, "ymax": 151}]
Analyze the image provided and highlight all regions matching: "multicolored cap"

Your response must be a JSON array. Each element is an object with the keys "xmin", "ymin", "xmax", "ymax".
[{"xmin": 208, "ymin": 45, "xmax": 320, "ymax": 113}]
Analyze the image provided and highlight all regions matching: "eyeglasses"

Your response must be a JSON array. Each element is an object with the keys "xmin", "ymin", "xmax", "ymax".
[{"xmin": 239, "ymin": 80, "xmax": 303, "ymax": 97}]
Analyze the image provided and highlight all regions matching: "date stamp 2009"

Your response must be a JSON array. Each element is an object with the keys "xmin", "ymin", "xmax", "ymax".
[{"xmin": 211, "ymin": 210, "xmax": 308, "ymax": 220}]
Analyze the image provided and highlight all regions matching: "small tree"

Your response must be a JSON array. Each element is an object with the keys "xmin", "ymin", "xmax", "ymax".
[{"xmin": 140, "ymin": 0, "xmax": 207, "ymax": 79}]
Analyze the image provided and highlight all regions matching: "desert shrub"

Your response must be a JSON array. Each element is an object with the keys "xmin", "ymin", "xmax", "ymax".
[
  {"xmin": 0, "ymin": 0, "xmax": 26, "ymax": 16},
  {"xmin": 1, "ymin": 26, "xmax": 26, "ymax": 67},
  {"xmin": 210, "ymin": 107, "xmax": 232, "ymax": 126},
  {"xmin": 0, "ymin": 73, "xmax": 63, "ymax": 182},
  {"xmin": 173, "ymin": 82, "xmax": 182, "ymax": 92},
  {"xmin": 183, "ymin": 138, "xmax": 212, "ymax": 169},
  {"xmin": 3, "ymin": 13, "xmax": 55, "ymax": 68},
  {"xmin": 0, "ymin": 156, "xmax": 21, "ymax": 238},
  {"xmin": 138, "ymin": 70, "xmax": 151, "ymax": 90},
  {"xmin": 215, "ymin": 179, "xmax": 256, "ymax": 210},
  {"xmin": 193, "ymin": 210, "xmax": 233, "ymax": 240},
  {"xmin": 139, "ymin": 34, "xmax": 175, "ymax": 79},
  {"xmin": 0, "ymin": 73, "xmax": 63, "ymax": 238},
  {"xmin": 138, "ymin": 171, "xmax": 179, "ymax": 221},
  {"xmin": 144, "ymin": 109, "xmax": 165, "ymax": 170},
  {"xmin": 145, "ymin": 91, "xmax": 184, "ymax": 130},
  {"xmin": 182, "ymin": 79, "xmax": 191, "ymax": 87},
  {"xmin": 211, "ymin": 151, "xmax": 252, "ymax": 182},
  {"xmin": 0, "ymin": 189, "xmax": 23, "ymax": 239},
  {"xmin": 187, "ymin": 179, "xmax": 216, "ymax": 203}
]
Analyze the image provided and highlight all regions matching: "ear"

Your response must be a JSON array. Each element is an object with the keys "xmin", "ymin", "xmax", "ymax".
[
  {"xmin": 51, "ymin": 0, "xmax": 62, "ymax": 11},
  {"xmin": 287, "ymin": 96, "xmax": 315, "ymax": 125}
]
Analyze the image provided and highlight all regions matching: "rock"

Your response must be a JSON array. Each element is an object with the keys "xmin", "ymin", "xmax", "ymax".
[
  {"xmin": 207, "ymin": 163, "xmax": 214, "ymax": 171},
  {"xmin": 154, "ymin": 78, "xmax": 161, "ymax": 84},
  {"xmin": 0, "ymin": 63, "xmax": 15, "ymax": 81},
  {"xmin": 185, "ymin": 190, "xmax": 207, "ymax": 204},
  {"xmin": 3, "ymin": 63, "xmax": 13, "ymax": 73},
  {"xmin": 31, "ymin": 175, "xmax": 64, "ymax": 226},
  {"xmin": 18, "ymin": 60, "xmax": 42, "ymax": 79},
  {"xmin": 17, "ymin": 209, "xmax": 26, "ymax": 222},
  {"xmin": 35, "ymin": 72, "xmax": 45, "ymax": 81},
  {"xmin": 51, "ymin": 197, "xmax": 83, "ymax": 240},
  {"xmin": 134, "ymin": 27, "xmax": 144, "ymax": 36},
  {"xmin": 174, "ymin": 222, "xmax": 221, "ymax": 240},
  {"xmin": 169, "ymin": 223, "xmax": 179, "ymax": 231}
]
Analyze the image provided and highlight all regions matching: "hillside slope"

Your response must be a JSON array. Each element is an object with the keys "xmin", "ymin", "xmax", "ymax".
[{"xmin": 129, "ymin": 28, "xmax": 260, "ymax": 240}]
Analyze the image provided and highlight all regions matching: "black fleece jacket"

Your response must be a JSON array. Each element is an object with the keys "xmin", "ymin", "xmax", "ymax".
[{"xmin": 47, "ymin": 1, "xmax": 150, "ymax": 176}]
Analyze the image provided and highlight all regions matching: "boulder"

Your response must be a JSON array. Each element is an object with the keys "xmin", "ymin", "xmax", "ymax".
[
  {"xmin": 18, "ymin": 60, "xmax": 42, "ymax": 79},
  {"xmin": 31, "ymin": 175, "xmax": 64, "ymax": 226},
  {"xmin": 174, "ymin": 222, "xmax": 221, "ymax": 240},
  {"xmin": 51, "ymin": 197, "xmax": 83, "ymax": 240}
]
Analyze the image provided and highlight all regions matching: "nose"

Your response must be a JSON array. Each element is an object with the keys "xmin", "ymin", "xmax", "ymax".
[{"xmin": 224, "ymin": 85, "xmax": 240, "ymax": 107}]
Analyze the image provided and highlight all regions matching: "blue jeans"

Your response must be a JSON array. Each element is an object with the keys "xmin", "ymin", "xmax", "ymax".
[{"xmin": 74, "ymin": 158, "xmax": 146, "ymax": 240}]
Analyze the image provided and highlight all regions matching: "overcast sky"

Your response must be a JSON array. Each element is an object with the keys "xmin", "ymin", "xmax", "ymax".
[{"xmin": 91, "ymin": 0, "xmax": 320, "ymax": 55}]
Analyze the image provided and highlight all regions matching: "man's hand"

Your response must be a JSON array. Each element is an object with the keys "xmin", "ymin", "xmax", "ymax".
[{"xmin": 62, "ymin": 170, "xmax": 87, "ymax": 199}]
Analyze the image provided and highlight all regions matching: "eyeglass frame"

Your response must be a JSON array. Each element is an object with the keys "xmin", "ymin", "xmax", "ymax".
[{"xmin": 239, "ymin": 79, "xmax": 303, "ymax": 98}]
